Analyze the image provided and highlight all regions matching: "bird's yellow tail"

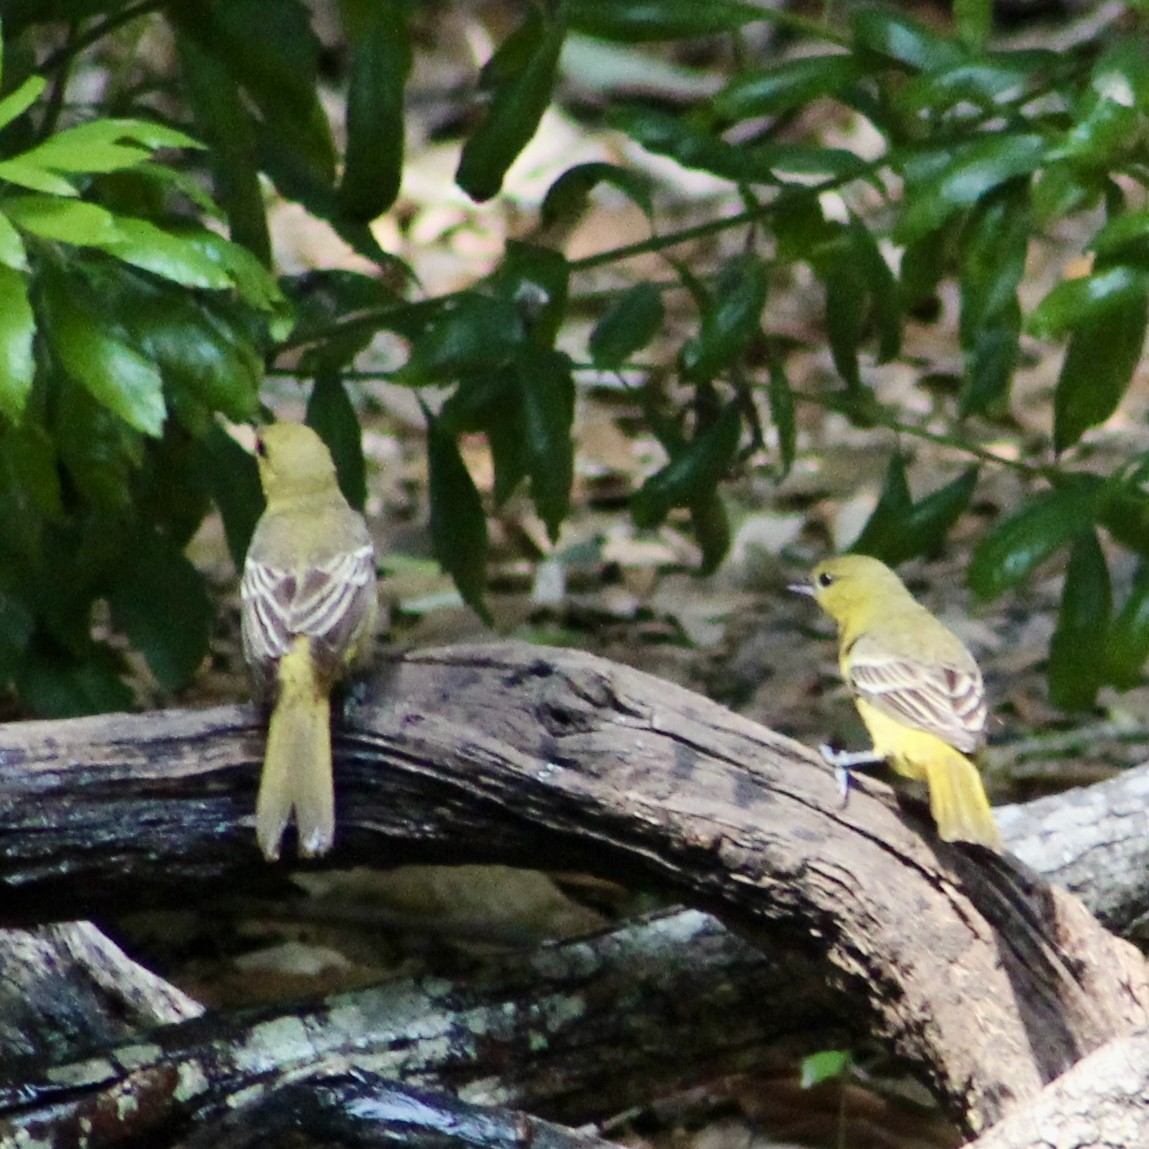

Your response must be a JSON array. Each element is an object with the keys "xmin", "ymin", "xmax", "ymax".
[
  {"xmin": 925, "ymin": 747, "xmax": 1001, "ymax": 851},
  {"xmin": 256, "ymin": 638, "xmax": 333, "ymax": 861}
]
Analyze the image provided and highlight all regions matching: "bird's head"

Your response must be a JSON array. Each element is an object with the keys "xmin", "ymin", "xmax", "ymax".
[
  {"xmin": 255, "ymin": 423, "xmax": 339, "ymax": 501},
  {"xmin": 790, "ymin": 554, "xmax": 909, "ymax": 627}
]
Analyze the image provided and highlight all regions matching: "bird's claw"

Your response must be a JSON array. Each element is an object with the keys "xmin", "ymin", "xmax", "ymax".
[
  {"xmin": 817, "ymin": 744, "xmax": 852, "ymax": 807},
  {"xmin": 818, "ymin": 745, "xmax": 886, "ymax": 808}
]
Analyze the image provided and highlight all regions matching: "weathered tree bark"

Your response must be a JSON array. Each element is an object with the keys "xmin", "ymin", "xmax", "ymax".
[
  {"xmin": 966, "ymin": 1028, "xmax": 1149, "ymax": 1149},
  {"xmin": 0, "ymin": 642, "xmax": 1145, "ymax": 1139},
  {"xmin": 177, "ymin": 1070, "xmax": 624, "ymax": 1149},
  {"xmin": 997, "ymin": 767, "xmax": 1149, "ymax": 942},
  {"xmin": 0, "ymin": 923, "xmax": 201, "ymax": 1060},
  {"xmin": 0, "ymin": 910, "xmax": 835, "ymax": 1145}
]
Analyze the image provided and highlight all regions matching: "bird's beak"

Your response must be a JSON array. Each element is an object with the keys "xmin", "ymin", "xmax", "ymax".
[{"xmin": 788, "ymin": 582, "xmax": 815, "ymax": 597}]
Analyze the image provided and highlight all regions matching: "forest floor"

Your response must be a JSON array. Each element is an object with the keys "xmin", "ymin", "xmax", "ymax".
[{"xmin": 87, "ymin": 5, "xmax": 1149, "ymax": 1148}]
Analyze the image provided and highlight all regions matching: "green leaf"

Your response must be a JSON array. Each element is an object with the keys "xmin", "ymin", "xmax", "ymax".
[
  {"xmin": 176, "ymin": 0, "xmax": 335, "ymax": 188},
  {"xmin": 632, "ymin": 401, "xmax": 741, "ymax": 528},
  {"xmin": 1029, "ymin": 265, "xmax": 1149, "ymax": 339},
  {"xmin": 1053, "ymin": 285, "xmax": 1148, "ymax": 452},
  {"xmin": 541, "ymin": 161, "xmax": 654, "ymax": 227},
  {"xmin": 134, "ymin": 426, "xmax": 212, "ymax": 548},
  {"xmin": 850, "ymin": 216, "xmax": 901, "ymax": 362},
  {"xmin": 0, "ymin": 75, "xmax": 44, "ymax": 130},
  {"xmin": 959, "ymin": 304, "xmax": 1020, "ymax": 418},
  {"xmin": 1031, "ymin": 162, "xmax": 1094, "ymax": 227},
  {"xmin": 40, "ymin": 267, "xmax": 166, "ymax": 437},
  {"xmin": 487, "ymin": 241, "xmax": 570, "ymax": 348},
  {"xmin": 899, "ymin": 222, "xmax": 956, "ymax": 312},
  {"xmin": 852, "ymin": 457, "xmax": 978, "ymax": 565},
  {"xmin": 114, "ymin": 275, "xmax": 262, "ymax": 428},
  {"xmin": 968, "ymin": 477, "xmax": 1108, "ymax": 599},
  {"xmin": 849, "ymin": 452, "xmax": 911, "ymax": 550},
  {"xmin": 0, "ymin": 156, "xmax": 78, "ymax": 195},
  {"xmin": 812, "ymin": 214, "xmax": 901, "ymax": 387},
  {"xmin": 12, "ymin": 118, "xmax": 200, "ymax": 176},
  {"xmin": 456, "ymin": 8, "xmax": 566, "ymax": 202},
  {"xmin": 824, "ymin": 257, "xmax": 865, "ymax": 390},
  {"xmin": 0, "ymin": 418, "xmax": 62, "ymax": 560},
  {"xmin": 174, "ymin": 228, "xmax": 287, "ymax": 313},
  {"xmin": 18, "ymin": 641, "xmax": 133, "ymax": 718},
  {"xmin": 99, "ymin": 217, "xmax": 236, "ymax": 289},
  {"xmin": 960, "ymin": 185, "xmax": 1030, "ymax": 346},
  {"xmin": 0, "ymin": 264, "xmax": 35, "ymax": 423},
  {"xmin": 440, "ymin": 372, "xmax": 528, "ymax": 506},
  {"xmin": 517, "ymin": 347, "xmax": 574, "ymax": 541},
  {"xmin": 306, "ymin": 373, "xmax": 367, "ymax": 510},
  {"xmin": 338, "ymin": 0, "xmax": 413, "ymax": 222},
  {"xmin": 773, "ymin": 193, "xmax": 838, "ymax": 265},
  {"xmin": 1047, "ymin": 530, "xmax": 1110, "ymax": 710},
  {"xmin": 1100, "ymin": 485, "xmax": 1149, "ymax": 556},
  {"xmin": 899, "ymin": 52, "xmax": 1055, "ymax": 116},
  {"xmin": 689, "ymin": 486, "xmax": 731, "ymax": 575},
  {"xmin": 681, "ymin": 252, "xmax": 767, "ymax": 382},
  {"xmin": 0, "ymin": 580, "xmax": 34, "ymax": 681},
  {"xmin": 1088, "ymin": 209, "xmax": 1149, "ymax": 264},
  {"xmin": 176, "ymin": 30, "xmax": 271, "ymax": 265},
  {"xmin": 567, "ymin": 0, "xmax": 763, "ymax": 40},
  {"xmin": 290, "ymin": 277, "xmax": 398, "ymax": 375},
  {"xmin": 53, "ymin": 381, "xmax": 142, "ymax": 511},
  {"xmin": 589, "ymin": 283, "xmax": 664, "ymax": 369},
  {"xmin": 0, "ymin": 210, "xmax": 29, "ymax": 270},
  {"xmin": 439, "ymin": 372, "xmax": 514, "ymax": 432},
  {"xmin": 4, "ymin": 194, "xmax": 120, "ymax": 244},
  {"xmin": 398, "ymin": 293, "xmax": 524, "ymax": 384},
  {"xmin": 800, "ymin": 1050, "xmax": 852, "ymax": 1088},
  {"xmin": 107, "ymin": 528, "xmax": 213, "ymax": 692},
  {"xmin": 851, "ymin": 9, "xmax": 965, "ymax": 72},
  {"xmin": 953, "ymin": 0, "xmax": 992, "ymax": 49},
  {"xmin": 1049, "ymin": 41, "xmax": 1149, "ymax": 170},
  {"xmin": 767, "ymin": 358, "xmax": 795, "ymax": 477},
  {"xmin": 710, "ymin": 55, "xmax": 862, "ymax": 123},
  {"xmin": 1105, "ymin": 562, "xmax": 1149, "ymax": 688},
  {"xmin": 199, "ymin": 424, "xmax": 264, "ymax": 569},
  {"xmin": 426, "ymin": 409, "xmax": 491, "ymax": 623},
  {"xmin": 896, "ymin": 136, "xmax": 1045, "ymax": 243},
  {"xmin": 610, "ymin": 105, "xmax": 865, "ymax": 184}
]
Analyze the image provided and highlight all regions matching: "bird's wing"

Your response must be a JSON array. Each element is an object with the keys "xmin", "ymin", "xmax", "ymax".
[
  {"xmin": 241, "ymin": 543, "xmax": 376, "ymax": 677},
  {"xmin": 845, "ymin": 633, "xmax": 986, "ymax": 753}
]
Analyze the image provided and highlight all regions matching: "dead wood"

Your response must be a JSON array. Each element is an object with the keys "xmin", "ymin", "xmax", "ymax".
[
  {"xmin": 966, "ymin": 1028, "xmax": 1149, "ymax": 1149},
  {"xmin": 0, "ymin": 909, "xmax": 833, "ymax": 1145},
  {"xmin": 176, "ymin": 1069, "xmax": 623, "ymax": 1149},
  {"xmin": 0, "ymin": 641, "xmax": 1145, "ymax": 1138},
  {"xmin": 997, "ymin": 767, "xmax": 1149, "ymax": 943},
  {"xmin": 0, "ymin": 922, "xmax": 201, "ymax": 1060}
]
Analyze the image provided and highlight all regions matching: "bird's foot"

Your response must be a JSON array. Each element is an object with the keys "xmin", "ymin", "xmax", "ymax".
[
  {"xmin": 818, "ymin": 745, "xmax": 885, "ymax": 807},
  {"xmin": 341, "ymin": 676, "xmax": 371, "ymax": 717}
]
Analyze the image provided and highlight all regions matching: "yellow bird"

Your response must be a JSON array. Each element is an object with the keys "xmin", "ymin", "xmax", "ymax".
[
  {"xmin": 793, "ymin": 554, "xmax": 1001, "ymax": 850},
  {"xmin": 241, "ymin": 423, "xmax": 378, "ymax": 861}
]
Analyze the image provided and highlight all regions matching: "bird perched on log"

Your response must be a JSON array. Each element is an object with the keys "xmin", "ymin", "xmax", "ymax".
[
  {"xmin": 241, "ymin": 422, "xmax": 378, "ymax": 861},
  {"xmin": 792, "ymin": 554, "xmax": 1001, "ymax": 850}
]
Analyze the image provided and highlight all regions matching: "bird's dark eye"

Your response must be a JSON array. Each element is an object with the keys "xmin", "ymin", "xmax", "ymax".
[
  {"xmin": 255, "ymin": 435, "xmax": 267, "ymax": 458},
  {"xmin": 816, "ymin": 571, "xmax": 834, "ymax": 588}
]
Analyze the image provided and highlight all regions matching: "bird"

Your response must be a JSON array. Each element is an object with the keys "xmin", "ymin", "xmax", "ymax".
[
  {"xmin": 792, "ymin": 554, "xmax": 1001, "ymax": 850},
  {"xmin": 240, "ymin": 422, "xmax": 378, "ymax": 861}
]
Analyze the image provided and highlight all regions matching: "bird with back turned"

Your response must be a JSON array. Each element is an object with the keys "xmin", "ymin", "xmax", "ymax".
[{"xmin": 241, "ymin": 422, "xmax": 378, "ymax": 861}]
